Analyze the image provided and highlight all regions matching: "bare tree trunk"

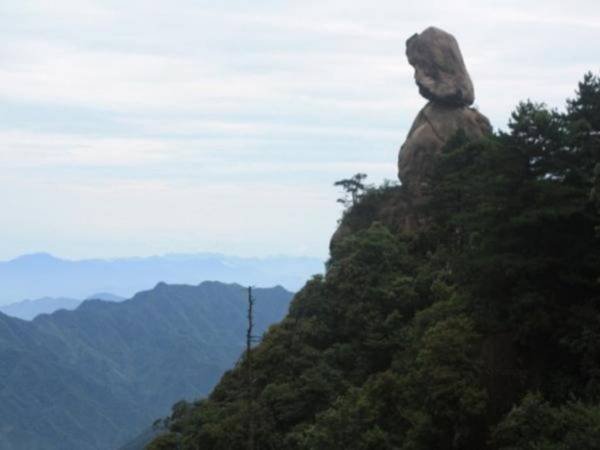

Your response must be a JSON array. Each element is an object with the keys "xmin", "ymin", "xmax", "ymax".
[{"xmin": 246, "ymin": 286, "xmax": 255, "ymax": 450}]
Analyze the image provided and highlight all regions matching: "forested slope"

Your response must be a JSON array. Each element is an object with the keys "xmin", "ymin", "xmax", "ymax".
[
  {"xmin": 148, "ymin": 74, "xmax": 600, "ymax": 450},
  {"xmin": 0, "ymin": 282, "xmax": 292, "ymax": 450}
]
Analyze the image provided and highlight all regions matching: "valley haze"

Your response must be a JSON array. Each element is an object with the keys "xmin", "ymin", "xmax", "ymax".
[{"xmin": 0, "ymin": 252, "xmax": 323, "ymax": 306}]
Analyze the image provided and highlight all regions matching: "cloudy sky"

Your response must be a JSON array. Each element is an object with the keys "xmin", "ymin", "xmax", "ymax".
[{"xmin": 1, "ymin": 0, "xmax": 599, "ymax": 260}]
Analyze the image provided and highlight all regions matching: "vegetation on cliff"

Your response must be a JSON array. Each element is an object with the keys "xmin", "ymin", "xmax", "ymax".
[{"xmin": 148, "ymin": 73, "xmax": 600, "ymax": 450}]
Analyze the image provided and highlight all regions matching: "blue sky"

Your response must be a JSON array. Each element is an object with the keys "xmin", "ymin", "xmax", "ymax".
[{"xmin": 1, "ymin": 0, "xmax": 599, "ymax": 260}]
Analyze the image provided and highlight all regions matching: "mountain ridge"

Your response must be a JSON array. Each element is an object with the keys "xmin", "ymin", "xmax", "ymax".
[
  {"xmin": 0, "ymin": 293, "xmax": 125, "ymax": 321},
  {"xmin": 0, "ymin": 252, "xmax": 322, "ymax": 305},
  {"xmin": 0, "ymin": 281, "xmax": 294, "ymax": 450}
]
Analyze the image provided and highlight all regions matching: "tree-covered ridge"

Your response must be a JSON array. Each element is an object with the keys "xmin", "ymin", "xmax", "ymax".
[
  {"xmin": 149, "ymin": 74, "xmax": 600, "ymax": 450},
  {"xmin": 0, "ymin": 282, "xmax": 292, "ymax": 450}
]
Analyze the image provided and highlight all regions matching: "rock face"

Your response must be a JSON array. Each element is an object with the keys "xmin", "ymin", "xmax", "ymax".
[
  {"xmin": 399, "ymin": 103, "xmax": 491, "ymax": 193},
  {"xmin": 332, "ymin": 27, "xmax": 491, "ymax": 251},
  {"xmin": 399, "ymin": 27, "xmax": 491, "ymax": 193},
  {"xmin": 406, "ymin": 27, "xmax": 474, "ymax": 106}
]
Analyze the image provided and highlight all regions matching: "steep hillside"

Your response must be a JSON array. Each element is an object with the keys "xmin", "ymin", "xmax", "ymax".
[
  {"xmin": 147, "ymin": 30, "xmax": 600, "ymax": 450},
  {"xmin": 0, "ymin": 282, "xmax": 293, "ymax": 450}
]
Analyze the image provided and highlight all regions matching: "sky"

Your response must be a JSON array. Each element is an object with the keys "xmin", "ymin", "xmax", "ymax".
[{"xmin": 1, "ymin": 0, "xmax": 599, "ymax": 260}]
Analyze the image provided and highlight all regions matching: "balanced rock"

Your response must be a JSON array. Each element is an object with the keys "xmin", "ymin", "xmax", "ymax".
[
  {"xmin": 332, "ymin": 27, "xmax": 490, "ymax": 251},
  {"xmin": 406, "ymin": 27, "xmax": 475, "ymax": 106},
  {"xmin": 398, "ymin": 102, "xmax": 491, "ymax": 193},
  {"xmin": 398, "ymin": 26, "xmax": 490, "ymax": 193}
]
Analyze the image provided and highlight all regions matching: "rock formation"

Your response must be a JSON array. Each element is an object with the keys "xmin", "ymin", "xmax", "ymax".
[
  {"xmin": 406, "ymin": 27, "xmax": 474, "ymax": 107},
  {"xmin": 331, "ymin": 27, "xmax": 491, "ymax": 251},
  {"xmin": 398, "ymin": 26, "xmax": 491, "ymax": 194}
]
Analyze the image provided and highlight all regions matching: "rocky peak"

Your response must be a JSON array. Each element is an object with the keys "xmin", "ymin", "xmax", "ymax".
[
  {"xmin": 331, "ymin": 27, "xmax": 491, "ymax": 251},
  {"xmin": 406, "ymin": 26, "xmax": 475, "ymax": 107},
  {"xmin": 399, "ymin": 27, "xmax": 491, "ymax": 194}
]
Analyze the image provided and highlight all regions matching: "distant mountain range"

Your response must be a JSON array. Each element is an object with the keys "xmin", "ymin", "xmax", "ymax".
[
  {"xmin": 0, "ymin": 252, "xmax": 323, "ymax": 306},
  {"xmin": 0, "ymin": 293, "xmax": 125, "ymax": 321},
  {"xmin": 0, "ymin": 281, "xmax": 293, "ymax": 450}
]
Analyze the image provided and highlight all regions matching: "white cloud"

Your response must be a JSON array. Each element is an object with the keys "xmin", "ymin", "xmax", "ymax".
[
  {"xmin": 1, "ymin": 0, "xmax": 599, "ymax": 259},
  {"xmin": 0, "ymin": 131, "xmax": 174, "ymax": 167}
]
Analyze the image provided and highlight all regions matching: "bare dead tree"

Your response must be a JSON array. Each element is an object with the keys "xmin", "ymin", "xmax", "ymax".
[{"xmin": 246, "ymin": 286, "xmax": 255, "ymax": 450}]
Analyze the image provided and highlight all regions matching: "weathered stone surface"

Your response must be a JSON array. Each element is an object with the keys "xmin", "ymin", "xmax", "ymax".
[
  {"xmin": 406, "ymin": 27, "xmax": 475, "ymax": 106},
  {"xmin": 331, "ymin": 26, "xmax": 491, "ymax": 249},
  {"xmin": 398, "ymin": 102, "xmax": 491, "ymax": 192}
]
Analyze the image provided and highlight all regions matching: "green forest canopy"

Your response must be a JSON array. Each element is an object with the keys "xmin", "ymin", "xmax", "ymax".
[{"xmin": 148, "ymin": 73, "xmax": 600, "ymax": 450}]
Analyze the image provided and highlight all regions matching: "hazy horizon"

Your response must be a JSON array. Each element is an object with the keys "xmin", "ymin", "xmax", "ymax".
[
  {"xmin": 0, "ymin": 251, "xmax": 324, "ymax": 305},
  {"xmin": 0, "ymin": 250, "xmax": 327, "ymax": 263}
]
